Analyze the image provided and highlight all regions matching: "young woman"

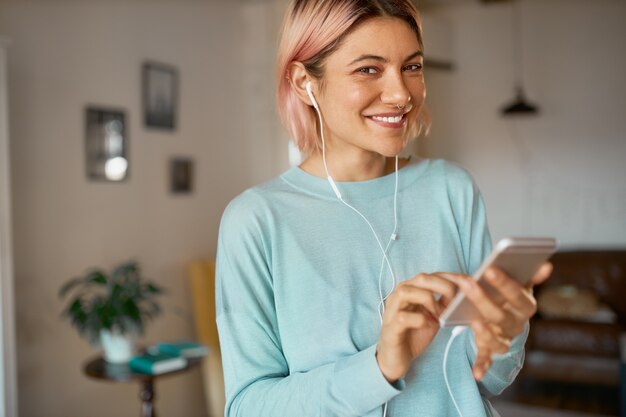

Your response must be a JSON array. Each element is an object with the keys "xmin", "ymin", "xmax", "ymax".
[{"xmin": 215, "ymin": 1, "xmax": 552, "ymax": 416}]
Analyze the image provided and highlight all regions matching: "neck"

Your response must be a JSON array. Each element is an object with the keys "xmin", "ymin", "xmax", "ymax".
[{"xmin": 301, "ymin": 151, "xmax": 408, "ymax": 182}]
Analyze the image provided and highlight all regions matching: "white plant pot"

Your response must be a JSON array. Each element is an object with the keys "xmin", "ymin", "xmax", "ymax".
[{"xmin": 100, "ymin": 329, "xmax": 135, "ymax": 363}]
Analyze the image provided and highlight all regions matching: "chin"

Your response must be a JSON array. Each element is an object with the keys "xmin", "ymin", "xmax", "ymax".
[{"xmin": 376, "ymin": 137, "xmax": 409, "ymax": 157}]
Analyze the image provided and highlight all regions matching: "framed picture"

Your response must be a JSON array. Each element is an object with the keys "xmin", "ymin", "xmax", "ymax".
[
  {"xmin": 143, "ymin": 61, "xmax": 178, "ymax": 130},
  {"xmin": 170, "ymin": 158, "xmax": 193, "ymax": 194},
  {"xmin": 85, "ymin": 107, "xmax": 129, "ymax": 182}
]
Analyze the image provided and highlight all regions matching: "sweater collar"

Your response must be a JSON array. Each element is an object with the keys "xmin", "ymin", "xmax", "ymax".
[{"xmin": 280, "ymin": 156, "xmax": 428, "ymax": 201}]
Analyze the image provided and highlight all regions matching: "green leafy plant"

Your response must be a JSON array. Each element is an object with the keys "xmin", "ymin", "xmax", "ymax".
[{"xmin": 59, "ymin": 261, "xmax": 165, "ymax": 344}]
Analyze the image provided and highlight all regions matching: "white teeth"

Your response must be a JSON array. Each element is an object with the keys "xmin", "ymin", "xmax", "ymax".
[{"xmin": 372, "ymin": 115, "xmax": 403, "ymax": 123}]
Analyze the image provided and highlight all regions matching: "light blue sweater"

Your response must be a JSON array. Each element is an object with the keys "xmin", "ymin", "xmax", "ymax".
[{"xmin": 216, "ymin": 158, "xmax": 527, "ymax": 417}]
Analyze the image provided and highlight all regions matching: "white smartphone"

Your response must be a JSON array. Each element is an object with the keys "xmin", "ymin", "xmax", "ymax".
[{"xmin": 439, "ymin": 237, "xmax": 557, "ymax": 327}]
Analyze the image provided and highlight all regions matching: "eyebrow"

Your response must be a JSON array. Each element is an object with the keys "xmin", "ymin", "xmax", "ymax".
[{"xmin": 348, "ymin": 50, "xmax": 423, "ymax": 66}]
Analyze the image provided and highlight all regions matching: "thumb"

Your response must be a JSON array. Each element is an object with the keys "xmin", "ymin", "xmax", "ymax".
[{"xmin": 528, "ymin": 262, "xmax": 553, "ymax": 289}]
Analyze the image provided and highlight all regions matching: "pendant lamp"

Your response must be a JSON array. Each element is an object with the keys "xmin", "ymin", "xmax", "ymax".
[
  {"xmin": 501, "ymin": 0, "xmax": 539, "ymax": 116},
  {"xmin": 502, "ymin": 86, "xmax": 539, "ymax": 115}
]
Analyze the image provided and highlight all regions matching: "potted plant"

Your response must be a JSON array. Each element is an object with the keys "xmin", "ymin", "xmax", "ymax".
[{"xmin": 59, "ymin": 261, "xmax": 165, "ymax": 363}]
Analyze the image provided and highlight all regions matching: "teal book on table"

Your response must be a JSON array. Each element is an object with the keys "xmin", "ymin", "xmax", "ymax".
[
  {"xmin": 149, "ymin": 341, "xmax": 209, "ymax": 359},
  {"xmin": 128, "ymin": 352, "xmax": 187, "ymax": 375}
]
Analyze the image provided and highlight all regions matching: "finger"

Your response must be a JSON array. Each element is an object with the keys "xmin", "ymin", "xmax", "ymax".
[
  {"xmin": 528, "ymin": 262, "xmax": 553, "ymax": 288},
  {"xmin": 456, "ymin": 276, "xmax": 510, "ymax": 325},
  {"xmin": 482, "ymin": 267, "xmax": 536, "ymax": 318},
  {"xmin": 428, "ymin": 272, "xmax": 466, "ymax": 287},
  {"xmin": 471, "ymin": 321, "xmax": 509, "ymax": 380},
  {"xmin": 383, "ymin": 310, "xmax": 436, "ymax": 341},
  {"xmin": 386, "ymin": 283, "xmax": 439, "ymax": 318},
  {"xmin": 472, "ymin": 321, "xmax": 511, "ymax": 354},
  {"xmin": 430, "ymin": 272, "xmax": 494, "ymax": 309},
  {"xmin": 471, "ymin": 321, "xmax": 493, "ymax": 380},
  {"xmin": 407, "ymin": 273, "xmax": 458, "ymax": 306},
  {"xmin": 473, "ymin": 350, "xmax": 492, "ymax": 381},
  {"xmin": 395, "ymin": 310, "xmax": 437, "ymax": 330}
]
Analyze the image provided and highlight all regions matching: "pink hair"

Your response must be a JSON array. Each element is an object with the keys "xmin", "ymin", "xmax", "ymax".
[{"xmin": 276, "ymin": 0, "xmax": 431, "ymax": 156}]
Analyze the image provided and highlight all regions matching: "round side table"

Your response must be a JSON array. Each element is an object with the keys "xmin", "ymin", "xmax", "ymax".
[{"xmin": 84, "ymin": 355, "xmax": 201, "ymax": 417}]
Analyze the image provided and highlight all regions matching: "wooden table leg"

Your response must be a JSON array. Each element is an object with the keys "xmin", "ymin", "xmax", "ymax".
[
  {"xmin": 140, "ymin": 379, "xmax": 156, "ymax": 417},
  {"xmin": 619, "ymin": 333, "xmax": 626, "ymax": 417}
]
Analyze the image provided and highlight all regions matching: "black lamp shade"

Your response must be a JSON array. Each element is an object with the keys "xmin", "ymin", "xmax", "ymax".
[{"xmin": 502, "ymin": 87, "xmax": 539, "ymax": 116}]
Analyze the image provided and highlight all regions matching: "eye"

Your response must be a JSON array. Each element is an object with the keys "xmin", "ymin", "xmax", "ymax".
[
  {"xmin": 403, "ymin": 63, "xmax": 423, "ymax": 72},
  {"xmin": 357, "ymin": 67, "xmax": 379, "ymax": 75}
]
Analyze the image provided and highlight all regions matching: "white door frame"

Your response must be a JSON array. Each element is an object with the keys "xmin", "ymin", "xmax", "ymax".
[{"xmin": 0, "ymin": 36, "xmax": 18, "ymax": 417}]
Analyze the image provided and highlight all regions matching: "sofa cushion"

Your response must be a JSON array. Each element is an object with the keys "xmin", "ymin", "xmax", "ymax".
[
  {"xmin": 541, "ymin": 250, "xmax": 626, "ymax": 326},
  {"xmin": 523, "ymin": 350, "xmax": 620, "ymax": 385},
  {"xmin": 528, "ymin": 318, "xmax": 621, "ymax": 357},
  {"xmin": 537, "ymin": 284, "xmax": 617, "ymax": 323}
]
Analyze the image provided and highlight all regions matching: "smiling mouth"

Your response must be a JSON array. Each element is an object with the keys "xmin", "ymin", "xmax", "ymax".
[
  {"xmin": 366, "ymin": 112, "xmax": 408, "ymax": 127},
  {"xmin": 370, "ymin": 114, "xmax": 404, "ymax": 123}
]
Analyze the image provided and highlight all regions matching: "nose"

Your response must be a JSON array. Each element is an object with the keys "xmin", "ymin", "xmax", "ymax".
[{"xmin": 380, "ymin": 70, "xmax": 411, "ymax": 109}]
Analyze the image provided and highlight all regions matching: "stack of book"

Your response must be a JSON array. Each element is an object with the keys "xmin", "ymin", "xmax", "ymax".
[
  {"xmin": 129, "ymin": 341, "xmax": 208, "ymax": 375},
  {"xmin": 148, "ymin": 341, "xmax": 209, "ymax": 359}
]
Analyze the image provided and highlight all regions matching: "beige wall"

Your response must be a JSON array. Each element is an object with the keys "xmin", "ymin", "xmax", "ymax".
[
  {"xmin": 1, "ymin": 1, "xmax": 288, "ymax": 416},
  {"xmin": 421, "ymin": 0, "xmax": 626, "ymax": 247},
  {"xmin": 0, "ymin": 36, "xmax": 18, "ymax": 417}
]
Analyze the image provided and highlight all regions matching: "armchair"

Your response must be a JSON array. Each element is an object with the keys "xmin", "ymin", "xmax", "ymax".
[{"xmin": 188, "ymin": 261, "xmax": 225, "ymax": 417}]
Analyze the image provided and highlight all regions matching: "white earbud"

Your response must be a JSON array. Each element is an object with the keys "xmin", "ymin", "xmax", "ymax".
[
  {"xmin": 306, "ymin": 81, "xmax": 339, "ymax": 198},
  {"xmin": 305, "ymin": 81, "xmax": 319, "ymax": 110}
]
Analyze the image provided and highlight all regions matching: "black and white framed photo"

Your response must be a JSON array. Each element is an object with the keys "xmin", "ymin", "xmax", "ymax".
[
  {"xmin": 85, "ymin": 107, "xmax": 129, "ymax": 182},
  {"xmin": 170, "ymin": 157, "xmax": 193, "ymax": 194},
  {"xmin": 143, "ymin": 61, "xmax": 178, "ymax": 130}
]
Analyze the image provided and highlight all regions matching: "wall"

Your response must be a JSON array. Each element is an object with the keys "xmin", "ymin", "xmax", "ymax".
[
  {"xmin": 240, "ymin": 0, "xmax": 292, "ymax": 179},
  {"xmin": 0, "ymin": 36, "xmax": 18, "ymax": 417},
  {"xmin": 421, "ymin": 0, "xmax": 626, "ymax": 248},
  {"xmin": 0, "ymin": 1, "xmax": 288, "ymax": 416}
]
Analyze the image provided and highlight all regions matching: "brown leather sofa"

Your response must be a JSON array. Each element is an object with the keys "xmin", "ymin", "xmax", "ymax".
[{"xmin": 522, "ymin": 250, "xmax": 626, "ymax": 386}]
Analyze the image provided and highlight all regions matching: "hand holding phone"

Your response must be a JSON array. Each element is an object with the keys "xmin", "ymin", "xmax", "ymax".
[{"xmin": 439, "ymin": 237, "xmax": 557, "ymax": 327}]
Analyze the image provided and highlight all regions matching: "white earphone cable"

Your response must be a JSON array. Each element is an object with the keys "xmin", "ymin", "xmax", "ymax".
[
  {"xmin": 308, "ymin": 83, "xmax": 399, "ymax": 417},
  {"xmin": 377, "ymin": 155, "xmax": 399, "ymax": 322},
  {"xmin": 307, "ymin": 84, "xmax": 398, "ymax": 417},
  {"xmin": 313, "ymin": 93, "xmax": 398, "ymax": 294},
  {"xmin": 444, "ymin": 326, "xmax": 467, "ymax": 417}
]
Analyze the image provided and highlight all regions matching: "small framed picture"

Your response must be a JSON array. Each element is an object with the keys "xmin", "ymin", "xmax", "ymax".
[
  {"xmin": 85, "ymin": 107, "xmax": 129, "ymax": 182},
  {"xmin": 143, "ymin": 61, "xmax": 178, "ymax": 130},
  {"xmin": 170, "ymin": 158, "xmax": 193, "ymax": 194}
]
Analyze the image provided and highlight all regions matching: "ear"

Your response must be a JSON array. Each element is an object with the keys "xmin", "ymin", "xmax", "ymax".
[{"xmin": 287, "ymin": 61, "xmax": 317, "ymax": 107}]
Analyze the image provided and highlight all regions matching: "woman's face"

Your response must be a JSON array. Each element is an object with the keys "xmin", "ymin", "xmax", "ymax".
[{"xmin": 314, "ymin": 16, "xmax": 426, "ymax": 159}]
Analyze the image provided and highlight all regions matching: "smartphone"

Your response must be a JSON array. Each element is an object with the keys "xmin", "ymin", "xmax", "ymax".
[{"xmin": 439, "ymin": 237, "xmax": 557, "ymax": 327}]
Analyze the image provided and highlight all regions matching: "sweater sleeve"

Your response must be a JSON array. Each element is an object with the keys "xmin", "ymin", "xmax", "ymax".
[
  {"xmin": 454, "ymin": 168, "xmax": 527, "ymax": 397},
  {"xmin": 466, "ymin": 322, "xmax": 528, "ymax": 397},
  {"xmin": 215, "ymin": 195, "xmax": 402, "ymax": 417}
]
